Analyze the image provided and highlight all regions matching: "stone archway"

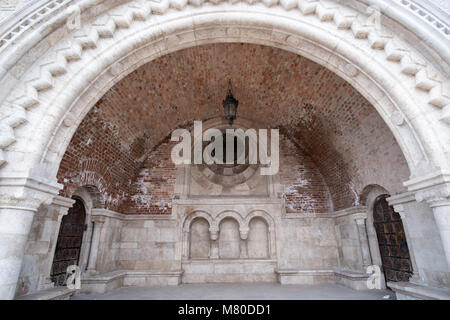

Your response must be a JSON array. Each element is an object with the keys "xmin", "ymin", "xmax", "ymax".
[
  {"xmin": 0, "ymin": 0, "xmax": 449, "ymax": 299},
  {"xmin": 0, "ymin": 1, "xmax": 448, "ymax": 180}
]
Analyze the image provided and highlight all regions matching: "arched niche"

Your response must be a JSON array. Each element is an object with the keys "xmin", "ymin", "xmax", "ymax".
[
  {"xmin": 244, "ymin": 210, "xmax": 277, "ymax": 259},
  {"xmin": 219, "ymin": 218, "xmax": 241, "ymax": 259},
  {"xmin": 189, "ymin": 218, "xmax": 211, "ymax": 259}
]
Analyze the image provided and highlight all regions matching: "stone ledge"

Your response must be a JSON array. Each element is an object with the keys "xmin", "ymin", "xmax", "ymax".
[
  {"xmin": 184, "ymin": 259, "xmax": 277, "ymax": 264},
  {"xmin": 16, "ymin": 287, "xmax": 76, "ymax": 300},
  {"xmin": 275, "ymin": 268, "xmax": 372, "ymax": 290},
  {"xmin": 174, "ymin": 198, "xmax": 285, "ymax": 207},
  {"xmin": 275, "ymin": 269, "xmax": 336, "ymax": 285},
  {"xmin": 275, "ymin": 269, "xmax": 335, "ymax": 275},
  {"xmin": 388, "ymin": 281, "xmax": 450, "ymax": 300},
  {"xmin": 334, "ymin": 268, "xmax": 370, "ymax": 279},
  {"xmin": 81, "ymin": 270, "xmax": 184, "ymax": 294}
]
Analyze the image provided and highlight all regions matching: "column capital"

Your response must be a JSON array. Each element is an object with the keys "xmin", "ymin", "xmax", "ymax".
[
  {"xmin": 51, "ymin": 195, "xmax": 75, "ymax": 209},
  {"xmin": 91, "ymin": 215, "xmax": 107, "ymax": 224},
  {"xmin": 0, "ymin": 174, "xmax": 62, "ymax": 212},
  {"xmin": 239, "ymin": 227, "xmax": 250, "ymax": 240},
  {"xmin": 387, "ymin": 191, "xmax": 416, "ymax": 218},
  {"xmin": 403, "ymin": 171, "xmax": 450, "ymax": 207},
  {"xmin": 51, "ymin": 195, "xmax": 75, "ymax": 221}
]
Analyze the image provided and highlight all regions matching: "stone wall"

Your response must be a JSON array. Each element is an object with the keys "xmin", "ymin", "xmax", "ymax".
[
  {"xmin": 64, "ymin": 129, "xmax": 333, "ymax": 215},
  {"xmin": 399, "ymin": 201, "xmax": 450, "ymax": 287},
  {"xmin": 17, "ymin": 195, "xmax": 450, "ymax": 297},
  {"xmin": 334, "ymin": 208, "xmax": 367, "ymax": 271},
  {"xmin": 121, "ymin": 137, "xmax": 177, "ymax": 215},
  {"xmin": 278, "ymin": 215, "xmax": 339, "ymax": 270},
  {"xmin": 118, "ymin": 216, "xmax": 180, "ymax": 271},
  {"xmin": 96, "ymin": 215, "xmax": 122, "ymax": 274}
]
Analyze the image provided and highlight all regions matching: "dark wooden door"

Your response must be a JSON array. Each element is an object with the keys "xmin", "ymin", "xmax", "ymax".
[
  {"xmin": 50, "ymin": 197, "xmax": 86, "ymax": 286},
  {"xmin": 373, "ymin": 196, "xmax": 412, "ymax": 282}
]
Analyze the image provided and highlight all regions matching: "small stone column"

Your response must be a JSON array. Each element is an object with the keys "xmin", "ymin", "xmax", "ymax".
[
  {"xmin": 182, "ymin": 230, "xmax": 190, "ymax": 259},
  {"xmin": 209, "ymin": 228, "xmax": 219, "ymax": 259},
  {"xmin": 86, "ymin": 215, "xmax": 106, "ymax": 274},
  {"xmin": 387, "ymin": 192, "xmax": 422, "ymax": 284},
  {"xmin": 268, "ymin": 227, "xmax": 277, "ymax": 259},
  {"xmin": 239, "ymin": 228, "xmax": 249, "ymax": 259},
  {"xmin": 355, "ymin": 218, "xmax": 372, "ymax": 269}
]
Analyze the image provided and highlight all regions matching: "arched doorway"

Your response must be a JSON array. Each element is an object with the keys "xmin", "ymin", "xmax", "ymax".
[
  {"xmin": 50, "ymin": 197, "xmax": 87, "ymax": 286},
  {"xmin": 373, "ymin": 195, "xmax": 413, "ymax": 283}
]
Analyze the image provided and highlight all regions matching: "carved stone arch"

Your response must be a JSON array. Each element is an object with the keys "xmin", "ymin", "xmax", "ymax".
[
  {"xmin": 71, "ymin": 184, "xmax": 103, "ymax": 209},
  {"xmin": 182, "ymin": 210, "xmax": 214, "ymax": 233},
  {"xmin": 0, "ymin": 0, "xmax": 448, "ymax": 188},
  {"xmin": 243, "ymin": 210, "xmax": 276, "ymax": 231},
  {"xmin": 360, "ymin": 184, "xmax": 387, "ymax": 207}
]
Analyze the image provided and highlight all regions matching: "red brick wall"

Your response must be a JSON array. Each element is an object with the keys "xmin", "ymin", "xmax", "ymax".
[
  {"xmin": 57, "ymin": 105, "xmax": 148, "ymax": 211},
  {"xmin": 279, "ymin": 134, "xmax": 331, "ymax": 213},
  {"xmin": 120, "ymin": 137, "xmax": 177, "ymax": 214}
]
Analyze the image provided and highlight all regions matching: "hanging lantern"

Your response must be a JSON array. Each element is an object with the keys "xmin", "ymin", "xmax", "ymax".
[{"xmin": 222, "ymin": 80, "xmax": 239, "ymax": 126}]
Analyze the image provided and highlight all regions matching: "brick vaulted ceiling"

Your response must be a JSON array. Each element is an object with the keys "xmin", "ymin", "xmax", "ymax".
[{"xmin": 57, "ymin": 43, "xmax": 410, "ymax": 212}]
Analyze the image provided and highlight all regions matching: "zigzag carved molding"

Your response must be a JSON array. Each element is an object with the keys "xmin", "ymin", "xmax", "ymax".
[{"xmin": 0, "ymin": 0, "xmax": 449, "ymax": 168}]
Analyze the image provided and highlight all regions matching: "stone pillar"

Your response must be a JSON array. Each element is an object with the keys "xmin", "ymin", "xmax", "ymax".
[
  {"xmin": 387, "ymin": 192, "xmax": 421, "ymax": 284},
  {"xmin": 86, "ymin": 215, "xmax": 106, "ymax": 274},
  {"xmin": 0, "ymin": 207, "xmax": 35, "ymax": 299},
  {"xmin": 268, "ymin": 227, "xmax": 277, "ymax": 259},
  {"xmin": 0, "ymin": 175, "xmax": 61, "ymax": 300},
  {"xmin": 182, "ymin": 230, "xmax": 190, "ymax": 259},
  {"xmin": 39, "ymin": 196, "xmax": 76, "ymax": 290},
  {"xmin": 355, "ymin": 218, "xmax": 372, "ymax": 269},
  {"xmin": 429, "ymin": 201, "xmax": 450, "ymax": 268},
  {"xmin": 405, "ymin": 172, "xmax": 450, "ymax": 270}
]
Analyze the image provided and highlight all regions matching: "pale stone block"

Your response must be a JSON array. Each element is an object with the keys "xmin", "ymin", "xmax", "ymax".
[{"xmin": 120, "ymin": 242, "xmax": 138, "ymax": 249}]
